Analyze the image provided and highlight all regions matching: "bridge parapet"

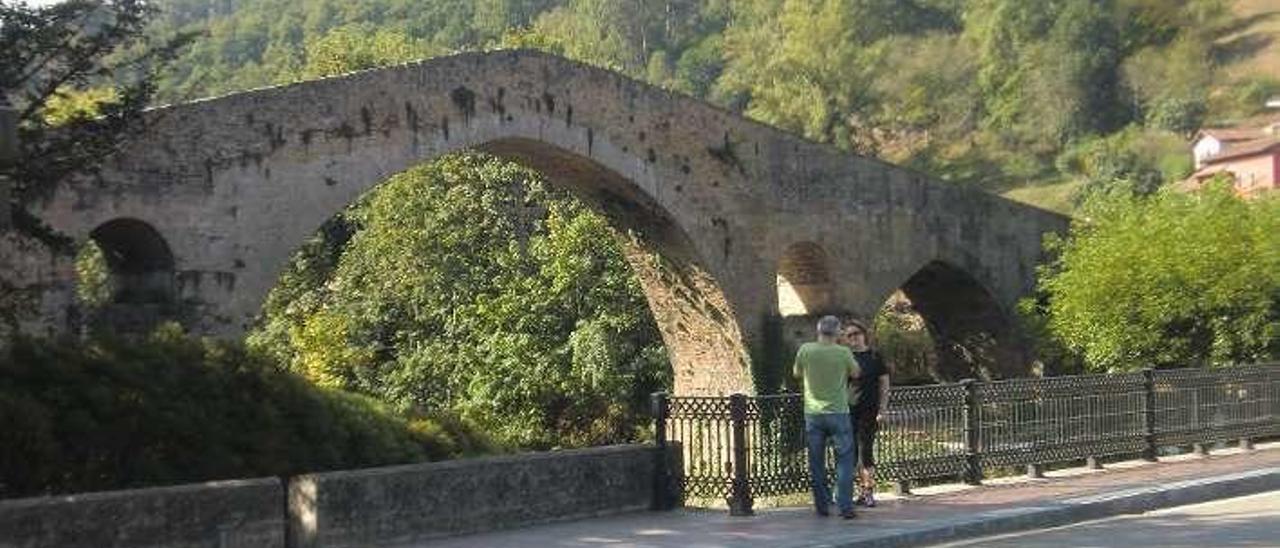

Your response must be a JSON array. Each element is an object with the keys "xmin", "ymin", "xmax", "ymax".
[
  {"xmin": 0, "ymin": 477, "xmax": 284, "ymax": 548},
  {"xmin": 288, "ymin": 444, "xmax": 661, "ymax": 547}
]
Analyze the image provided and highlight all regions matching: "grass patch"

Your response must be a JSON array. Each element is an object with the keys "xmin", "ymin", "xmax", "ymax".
[
  {"xmin": 1001, "ymin": 179, "xmax": 1083, "ymax": 216},
  {"xmin": 1222, "ymin": 0, "xmax": 1280, "ymax": 81}
]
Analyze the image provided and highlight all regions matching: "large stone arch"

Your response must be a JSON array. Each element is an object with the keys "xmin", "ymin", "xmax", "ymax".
[
  {"xmin": 17, "ymin": 50, "xmax": 1071, "ymax": 395},
  {"xmin": 419, "ymin": 137, "xmax": 752, "ymax": 397}
]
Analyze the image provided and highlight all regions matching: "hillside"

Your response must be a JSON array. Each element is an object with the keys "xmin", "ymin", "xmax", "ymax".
[
  {"xmin": 1222, "ymin": 0, "xmax": 1280, "ymax": 82},
  {"xmin": 143, "ymin": 0, "xmax": 1273, "ymax": 215}
]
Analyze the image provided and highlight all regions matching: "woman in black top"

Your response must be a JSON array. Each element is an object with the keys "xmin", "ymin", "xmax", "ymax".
[{"xmin": 841, "ymin": 320, "xmax": 890, "ymax": 507}]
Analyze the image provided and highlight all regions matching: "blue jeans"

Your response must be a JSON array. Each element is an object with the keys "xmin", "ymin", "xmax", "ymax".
[{"xmin": 805, "ymin": 413, "xmax": 856, "ymax": 514}]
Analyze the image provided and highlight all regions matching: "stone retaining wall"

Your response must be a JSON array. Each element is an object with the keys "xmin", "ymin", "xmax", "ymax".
[
  {"xmin": 0, "ymin": 445, "xmax": 667, "ymax": 547},
  {"xmin": 0, "ymin": 478, "xmax": 284, "ymax": 548},
  {"xmin": 288, "ymin": 445, "xmax": 658, "ymax": 548}
]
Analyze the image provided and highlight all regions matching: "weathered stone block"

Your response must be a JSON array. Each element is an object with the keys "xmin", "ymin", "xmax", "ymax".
[{"xmin": 0, "ymin": 477, "xmax": 285, "ymax": 548}]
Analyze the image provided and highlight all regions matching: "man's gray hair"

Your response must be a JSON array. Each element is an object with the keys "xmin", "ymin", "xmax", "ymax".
[{"xmin": 816, "ymin": 315, "xmax": 841, "ymax": 337}]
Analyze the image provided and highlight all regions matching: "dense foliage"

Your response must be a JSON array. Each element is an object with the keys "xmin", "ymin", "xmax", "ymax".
[
  {"xmin": 142, "ymin": 0, "xmax": 1279, "ymax": 200},
  {"xmin": 0, "ymin": 326, "xmax": 493, "ymax": 498},
  {"xmin": 248, "ymin": 155, "xmax": 670, "ymax": 449},
  {"xmin": 1033, "ymin": 182, "xmax": 1280, "ymax": 371}
]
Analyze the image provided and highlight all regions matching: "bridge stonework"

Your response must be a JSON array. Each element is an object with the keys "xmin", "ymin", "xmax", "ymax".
[{"xmin": 6, "ymin": 50, "xmax": 1068, "ymax": 395}]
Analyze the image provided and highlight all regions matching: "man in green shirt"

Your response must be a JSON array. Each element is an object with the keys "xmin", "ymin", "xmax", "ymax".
[{"xmin": 792, "ymin": 315, "xmax": 860, "ymax": 519}]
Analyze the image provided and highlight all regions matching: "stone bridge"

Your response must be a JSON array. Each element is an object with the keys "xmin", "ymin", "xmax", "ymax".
[{"xmin": 14, "ymin": 50, "xmax": 1068, "ymax": 395}]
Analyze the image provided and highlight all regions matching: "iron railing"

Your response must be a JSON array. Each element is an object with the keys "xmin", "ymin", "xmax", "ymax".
[{"xmin": 652, "ymin": 364, "xmax": 1280, "ymax": 515}]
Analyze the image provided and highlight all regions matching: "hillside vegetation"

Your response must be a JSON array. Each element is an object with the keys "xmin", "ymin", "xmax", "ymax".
[
  {"xmin": 1221, "ymin": 0, "xmax": 1280, "ymax": 84},
  {"xmin": 143, "ymin": 0, "xmax": 1280, "ymax": 211}
]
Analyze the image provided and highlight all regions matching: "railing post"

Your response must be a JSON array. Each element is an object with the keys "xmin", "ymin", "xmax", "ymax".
[
  {"xmin": 727, "ymin": 393, "xmax": 753, "ymax": 516},
  {"xmin": 650, "ymin": 391, "xmax": 672, "ymax": 511},
  {"xmin": 1142, "ymin": 368, "xmax": 1158, "ymax": 462},
  {"xmin": 961, "ymin": 379, "xmax": 982, "ymax": 485}
]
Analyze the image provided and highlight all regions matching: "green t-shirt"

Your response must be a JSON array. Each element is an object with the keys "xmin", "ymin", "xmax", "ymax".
[{"xmin": 792, "ymin": 341, "xmax": 858, "ymax": 415}]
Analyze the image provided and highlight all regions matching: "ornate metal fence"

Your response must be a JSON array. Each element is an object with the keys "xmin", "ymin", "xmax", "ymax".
[{"xmin": 652, "ymin": 365, "xmax": 1280, "ymax": 515}]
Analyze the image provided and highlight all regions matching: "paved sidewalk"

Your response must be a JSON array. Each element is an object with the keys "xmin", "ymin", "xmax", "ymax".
[
  {"xmin": 934, "ymin": 490, "xmax": 1280, "ymax": 547},
  {"xmin": 415, "ymin": 443, "xmax": 1280, "ymax": 548}
]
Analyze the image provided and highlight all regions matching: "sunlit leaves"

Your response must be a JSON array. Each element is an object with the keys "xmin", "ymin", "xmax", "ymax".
[
  {"xmin": 74, "ymin": 240, "xmax": 113, "ymax": 308},
  {"xmin": 1039, "ymin": 183, "xmax": 1280, "ymax": 371},
  {"xmin": 251, "ymin": 154, "xmax": 669, "ymax": 449}
]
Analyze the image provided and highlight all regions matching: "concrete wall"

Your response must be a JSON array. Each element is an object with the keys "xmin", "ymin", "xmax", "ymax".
[
  {"xmin": 288, "ymin": 445, "xmax": 657, "ymax": 548},
  {"xmin": 0, "ymin": 478, "xmax": 284, "ymax": 548}
]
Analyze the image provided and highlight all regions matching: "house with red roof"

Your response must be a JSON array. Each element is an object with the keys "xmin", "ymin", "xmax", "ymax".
[{"xmin": 1184, "ymin": 116, "xmax": 1280, "ymax": 196}]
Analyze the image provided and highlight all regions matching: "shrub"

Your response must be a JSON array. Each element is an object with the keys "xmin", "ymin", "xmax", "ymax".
[{"xmin": 0, "ymin": 326, "xmax": 496, "ymax": 498}]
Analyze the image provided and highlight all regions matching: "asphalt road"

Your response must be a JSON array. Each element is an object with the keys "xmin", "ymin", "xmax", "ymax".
[{"xmin": 933, "ymin": 490, "xmax": 1280, "ymax": 547}]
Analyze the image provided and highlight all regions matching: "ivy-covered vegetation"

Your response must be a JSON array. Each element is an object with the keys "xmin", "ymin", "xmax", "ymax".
[{"xmin": 0, "ymin": 326, "xmax": 494, "ymax": 498}]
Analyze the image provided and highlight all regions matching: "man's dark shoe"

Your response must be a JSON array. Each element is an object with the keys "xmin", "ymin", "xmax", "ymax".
[
  {"xmin": 815, "ymin": 507, "xmax": 831, "ymax": 517},
  {"xmin": 840, "ymin": 510, "xmax": 857, "ymax": 519}
]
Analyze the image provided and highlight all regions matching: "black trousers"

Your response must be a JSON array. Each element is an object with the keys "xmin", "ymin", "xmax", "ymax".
[{"xmin": 849, "ymin": 406, "xmax": 879, "ymax": 468}]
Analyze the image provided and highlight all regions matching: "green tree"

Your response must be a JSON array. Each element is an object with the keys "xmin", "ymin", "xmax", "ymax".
[
  {"xmin": 251, "ymin": 155, "xmax": 669, "ymax": 448},
  {"xmin": 1037, "ymin": 182, "xmax": 1280, "ymax": 371},
  {"xmin": 1124, "ymin": 34, "xmax": 1213, "ymax": 135},
  {"xmin": 718, "ymin": 0, "xmax": 888, "ymax": 153},
  {"xmin": 1, "ymin": 0, "xmax": 191, "ymax": 247},
  {"xmin": 294, "ymin": 24, "xmax": 439, "ymax": 80},
  {"xmin": 968, "ymin": 0, "xmax": 1126, "ymax": 148},
  {"xmin": 1055, "ymin": 126, "xmax": 1179, "ymax": 200}
]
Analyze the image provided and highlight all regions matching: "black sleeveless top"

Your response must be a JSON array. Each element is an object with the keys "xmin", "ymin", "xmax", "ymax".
[{"xmin": 849, "ymin": 350, "xmax": 887, "ymax": 413}]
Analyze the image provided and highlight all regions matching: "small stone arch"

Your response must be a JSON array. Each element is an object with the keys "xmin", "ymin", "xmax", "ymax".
[
  {"xmin": 894, "ymin": 260, "xmax": 1028, "ymax": 380},
  {"xmin": 88, "ymin": 218, "xmax": 176, "ymax": 306},
  {"xmin": 776, "ymin": 242, "xmax": 834, "ymax": 316}
]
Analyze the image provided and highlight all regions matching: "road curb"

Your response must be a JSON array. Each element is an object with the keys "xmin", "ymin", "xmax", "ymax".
[{"xmin": 807, "ymin": 467, "xmax": 1280, "ymax": 548}]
